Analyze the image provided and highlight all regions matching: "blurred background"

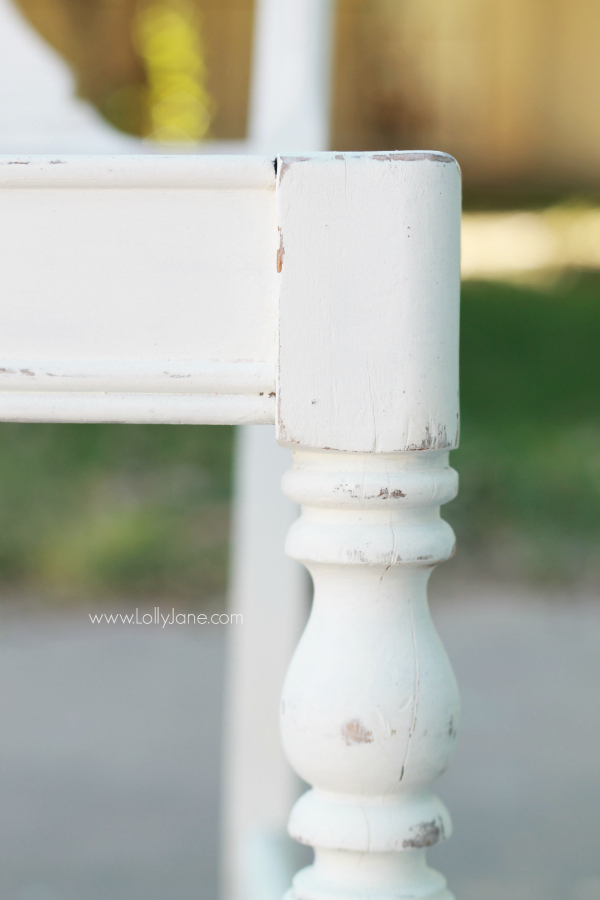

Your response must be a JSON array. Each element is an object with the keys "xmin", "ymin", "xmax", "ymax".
[
  {"xmin": 0, "ymin": 2, "xmax": 599, "ymax": 900},
  {"xmin": 1, "ymin": 0, "xmax": 599, "ymax": 602}
]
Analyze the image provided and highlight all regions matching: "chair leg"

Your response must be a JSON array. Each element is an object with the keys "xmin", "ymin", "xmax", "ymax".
[
  {"xmin": 221, "ymin": 424, "xmax": 310, "ymax": 900},
  {"xmin": 280, "ymin": 447, "xmax": 460, "ymax": 900}
]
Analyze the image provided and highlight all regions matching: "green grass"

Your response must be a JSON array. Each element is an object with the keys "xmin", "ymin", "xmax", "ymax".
[
  {"xmin": 446, "ymin": 272, "xmax": 600, "ymax": 585},
  {"xmin": 0, "ymin": 272, "xmax": 598, "ymax": 603},
  {"xmin": 0, "ymin": 423, "xmax": 233, "ymax": 604}
]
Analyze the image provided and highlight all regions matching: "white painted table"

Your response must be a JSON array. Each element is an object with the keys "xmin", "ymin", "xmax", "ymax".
[{"xmin": 0, "ymin": 150, "xmax": 461, "ymax": 900}]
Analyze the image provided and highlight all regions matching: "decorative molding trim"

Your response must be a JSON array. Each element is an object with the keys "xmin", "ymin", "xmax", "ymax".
[
  {"xmin": 0, "ymin": 392, "xmax": 274, "ymax": 424},
  {"xmin": 0, "ymin": 154, "xmax": 276, "ymax": 189},
  {"xmin": 0, "ymin": 359, "xmax": 274, "ymax": 394}
]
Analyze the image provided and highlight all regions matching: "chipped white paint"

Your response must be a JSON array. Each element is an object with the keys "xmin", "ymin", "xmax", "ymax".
[
  {"xmin": 0, "ymin": 154, "xmax": 274, "ymax": 188},
  {"xmin": 0, "ymin": 360, "xmax": 274, "ymax": 424},
  {"xmin": 0, "ymin": 8, "xmax": 299, "ymax": 897},
  {"xmin": 0, "ymin": 146, "xmax": 462, "ymax": 899},
  {"xmin": 276, "ymin": 152, "xmax": 462, "ymax": 900},
  {"xmin": 0, "ymin": 155, "xmax": 276, "ymax": 424},
  {"xmin": 0, "ymin": 359, "xmax": 273, "ymax": 394},
  {"xmin": 276, "ymin": 153, "xmax": 461, "ymax": 454},
  {"xmin": 280, "ymin": 450, "xmax": 460, "ymax": 900}
]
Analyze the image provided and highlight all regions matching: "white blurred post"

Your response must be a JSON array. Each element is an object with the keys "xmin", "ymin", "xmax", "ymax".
[
  {"xmin": 248, "ymin": 0, "xmax": 334, "ymax": 152},
  {"xmin": 221, "ymin": 2, "xmax": 335, "ymax": 899},
  {"xmin": 222, "ymin": 425, "xmax": 309, "ymax": 900}
]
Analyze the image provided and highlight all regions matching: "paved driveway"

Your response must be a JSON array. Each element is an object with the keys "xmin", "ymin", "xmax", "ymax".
[{"xmin": 0, "ymin": 585, "xmax": 598, "ymax": 900}]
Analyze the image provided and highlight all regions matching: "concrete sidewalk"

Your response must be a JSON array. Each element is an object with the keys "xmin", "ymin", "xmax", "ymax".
[
  {"xmin": 429, "ymin": 584, "xmax": 600, "ymax": 900},
  {"xmin": 0, "ymin": 585, "xmax": 598, "ymax": 900}
]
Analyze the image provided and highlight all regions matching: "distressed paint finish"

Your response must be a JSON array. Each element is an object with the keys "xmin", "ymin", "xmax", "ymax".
[
  {"xmin": 277, "ymin": 153, "xmax": 461, "ymax": 900},
  {"xmin": 0, "ymin": 146, "xmax": 463, "ymax": 898},
  {"xmin": 276, "ymin": 152, "xmax": 461, "ymax": 454},
  {"xmin": 0, "ymin": 155, "xmax": 276, "ymax": 424},
  {"xmin": 0, "ymin": 360, "xmax": 275, "ymax": 424},
  {"xmin": 279, "ymin": 450, "xmax": 460, "ymax": 900}
]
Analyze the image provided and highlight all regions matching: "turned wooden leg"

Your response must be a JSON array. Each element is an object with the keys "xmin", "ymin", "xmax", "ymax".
[
  {"xmin": 281, "ymin": 448, "xmax": 459, "ymax": 899},
  {"xmin": 275, "ymin": 151, "xmax": 461, "ymax": 899}
]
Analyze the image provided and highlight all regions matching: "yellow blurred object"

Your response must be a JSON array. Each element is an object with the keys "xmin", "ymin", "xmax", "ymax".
[
  {"xmin": 12, "ymin": 0, "xmax": 600, "ymax": 186},
  {"xmin": 134, "ymin": 0, "xmax": 214, "ymax": 143}
]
